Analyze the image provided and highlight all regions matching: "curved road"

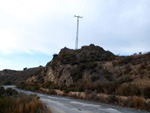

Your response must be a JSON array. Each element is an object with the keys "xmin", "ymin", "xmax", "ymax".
[{"xmin": 4, "ymin": 85, "xmax": 149, "ymax": 113}]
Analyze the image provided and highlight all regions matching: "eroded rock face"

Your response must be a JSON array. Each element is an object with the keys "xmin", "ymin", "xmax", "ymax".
[
  {"xmin": 27, "ymin": 76, "xmax": 37, "ymax": 83},
  {"xmin": 45, "ymin": 67, "xmax": 56, "ymax": 82},
  {"xmin": 58, "ymin": 65, "xmax": 73, "ymax": 85},
  {"xmin": 43, "ymin": 44, "xmax": 116, "ymax": 86},
  {"xmin": 44, "ymin": 65, "xmax": 73, "ymax": 86}
]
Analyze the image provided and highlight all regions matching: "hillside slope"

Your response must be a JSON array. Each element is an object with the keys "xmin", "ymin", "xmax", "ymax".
[
  {"xmin": 1, "ymin": 44, "xmax": 150, "ymax": 110},
  {"xmin": 1, "ymin": 44, "xmax": 150, "ymax": 96},
  {"xmin": 0, "ymin": 66, "xmax": 43, "ymax": 84},
  {"xmin": 30, "ymin": 44, "xmax": 150, "ymax": 88}
]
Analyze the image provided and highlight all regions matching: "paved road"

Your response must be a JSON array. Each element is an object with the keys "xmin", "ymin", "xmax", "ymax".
[{"xmin": 3, "ymin": 85, "xmax": 149, "ymax": 113}]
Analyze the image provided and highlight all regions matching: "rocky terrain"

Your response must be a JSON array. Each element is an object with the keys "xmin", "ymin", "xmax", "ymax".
[
  {"xmin": 23, "ymin": 44, "xmax": 150, "ymax": 90},
  {"xmin": 0, "ymin": 66, "xmax": 43, "ymax": 85},
  {"xmin": 1, "ymin": 44, "xmax": 150, "ymax": 110}
]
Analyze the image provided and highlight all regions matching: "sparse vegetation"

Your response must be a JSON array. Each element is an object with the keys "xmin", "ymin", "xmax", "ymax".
[
  {"xmin": 91, "ymin": 74, "xmax": 99, "ymax": 82},
  {"xmin": 1, "ymin": 44, "xmax": 150, "ymax": 111},
  {"xmin": 102, "ymin": 69, "xmax": 112, "ymax": 81},
  {"xmin": 0, "ymin": 87, "xmax": 51, "ymax": 113}
]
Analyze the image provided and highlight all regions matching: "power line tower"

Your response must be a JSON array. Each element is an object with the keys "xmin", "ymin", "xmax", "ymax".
[{"xmin": 74, "ymin": 15, "xmax": 83, "ymax": 49}]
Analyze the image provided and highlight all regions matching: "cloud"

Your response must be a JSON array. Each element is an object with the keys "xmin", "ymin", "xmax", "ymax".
[
  {"xmin": 79, "ymin": 0, "xmax": 150, "ymax": 55},
  {"xmin": 0, "ymin": 0, "xmax": 150, "ymax": 56}
]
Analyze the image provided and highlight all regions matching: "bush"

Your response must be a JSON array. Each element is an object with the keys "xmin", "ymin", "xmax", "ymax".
[
  {"xmin": 91, "ymin": 74, "xmax": 99, "ymax": 82},
  {"xmin": 49, "ymin": 90, "xmax": 57, "ymax": 95},
  {"xmin": 133, "ymin": 96, "xmax": 145, "ymax": 110},
  {"xmin": 0, "ymin": 87, "xmax": 5, "ymax": 95},
  {"xmin": 116, "ymin": 76, "xmax": 133, "ymax": 84},
  {"xmin": 30, "ymin": 84, "xmax": 40, "ymax": 91},
  {"xmin": 24, "ymin": 84, "xmax": 40, "ymax": 92},
  {"xmin": 16, "ymin": 82, "xmax": 26, "ymax": 89},
  {"xmin": 118, "ymin": 56, "xmax": 133, "ymax": 66},
  {"xmin": 71, "ymin": 67, "xmax": 83, "ymax": 82},
  {"xmin": 106, "ymin": 95, "xmax": 116, "ymax": 103},
  {"xmin": 86, "ymin": 92, "xmax": 98, "ymax": 101},
  {"xmin": 94, "ymin": 82, "xmax": 104, "ymax": 93},
  {"xmin": 116, "ymin": 84, "xmax": 140, "ymax": 96},
  {"xmin": 0, "ymin": 88, "xmax": 50, "ymax": 113},
  {"xmin": 79, "ymin": 54, "xmax": 88, "ymax": 63},
  {"xmin": 140, "ymin": 87, "xmax": 150, "ymax": 98},
  {"xmin": 86, "ymin": 62, "xmax": 98, "ymax": 70},
  {"xmin": 53, "ymin": 54, "xmax": 58, "ymax": 59},
  {"xmin": 11, "ymin": 95, "xmax": 45, "ymax": 113},
  {"xmin": 0, "ymin": 97, "xmax": 14, "ymax": 113},
  {"xmin": 61, "ymin": 53, "xmax": 76, "ymax": 64},
  {"xmin": 3, "ymin": 81, "xmax": 12, "ymax": 85},
  {"xmin": 5, "ymin": 88, "xmax": 18, "ymax": 96},
  {"xmin": 124, "ymin": 65, "xmax": 132, "ymax": 74},
  {"xmin": 102, "ymin": 69, "xmax": 112, "ymax": 81},
  {"xmin": 137, "ymin": 65, "xmax": 145, "ymax": 77},
  {"xmin": 59, "ymin": 85, "xmax": 70, "ymax": 93}
]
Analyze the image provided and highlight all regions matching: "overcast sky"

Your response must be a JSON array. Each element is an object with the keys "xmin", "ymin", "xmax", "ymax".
[{"xmin": 0, "ymin": 0, "xmax": 150, "ymax": 70}]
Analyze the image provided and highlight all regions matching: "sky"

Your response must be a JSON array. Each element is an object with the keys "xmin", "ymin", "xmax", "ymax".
[{"xmin": 0, "ymin": 0, "xmax": 150, "ymax": 70}]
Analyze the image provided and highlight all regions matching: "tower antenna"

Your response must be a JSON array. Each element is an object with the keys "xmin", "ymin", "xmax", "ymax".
[{"xmin": 74, "ymin": 15, "xmax": 83, "ymax": 49}]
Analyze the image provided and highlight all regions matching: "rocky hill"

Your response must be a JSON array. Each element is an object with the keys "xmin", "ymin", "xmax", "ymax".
[
  {"xmin": 29, "ymin": 44, "xmax": 150, "ymax": 88},
  {"xmin": 1, "ymin": 44, "xmax": 150, "ymax": 96},
  {"xmin": 2, "ymin": 44, "xmax": 150, "ymax": 111},
  {"xmin": 43, "ymin": 44, "xmax": 115, "ymax": 86}
]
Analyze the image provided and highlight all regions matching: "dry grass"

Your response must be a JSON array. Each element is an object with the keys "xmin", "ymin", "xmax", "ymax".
[
  {"xmin": 11, "ymin": 95, "xmax": 50, "ymax": 113},
  {"xmin": 133, "ymin": 96, "xmax": 145, "ymax": 110}
]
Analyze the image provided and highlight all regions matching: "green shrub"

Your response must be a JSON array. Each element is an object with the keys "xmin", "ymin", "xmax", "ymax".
[
  {"xmin": 59, "ymin": 85, "xmax": 70, "ymax": 93},
  {"xmin": 78, "ymin": 64, "xmax": 86, "ymax": 72},
  {"xmin": 91, "ymin": 74, "xmax": 99, "ymax": 82},
  {"xmin": 0, "ymin": 97, "xmax": 14, "ymax": 113},
  {"xmin": 116, "ymin": 76, "xmax": 133, "ymax": 84},
  {"xmin": 137, "ymin": 65, "xmax": 145, "ymax": 76},
  {"xmin": 50, "ymin": 60, "xmax": 57, "ymax": 69},
  {"xmin": 53, "ymin": 54, "xmax": 58, "ymax": 59},
  {"xmin": 118, "ymin": 56, "xmax": 133, "ymax": 66},
  {"xmin": 0, "ymin": 88, "xmax": 49, "ymax": 113},
  {"xmin": 107, "ymin": 95, "xmax": 116, "ymax": 103},
  {"xmin": 102, "ymin": 69, "xmax": 112, "ymax": 81},
  {"xmin": 16, "ymin": 82, "xmax": 27, "ymax": 89},
  {"xmin": 87, "ymin": 92, "xmax": 98, "ymax": 101},
  {"xmin": 0, "ymin": 87, "xmax": 5, "ymax": 95},
  {"xmin": 42, "ymin": 82, "xmax": 51, "ymax": 88},
  {"xmin": 5, "ymin": 88, "xmax": 18, "ymax": 96},
  {"xmin": 49, "ymin": 90, "xmax": 57, "ymax": 95},
  {"xmin": 3, "ymin": 81, "xmax": 12, "ymax": 85},
  {"xmin": 30, "ymin": 84, "xmax": 39, "ymax": 91},
  {"xmin": 94, "ymin": 82, "xmax": 104, "ymax": 93},
  {"xmin": 71, "ymin": 67, "xmax": 83, "ymax": 82},
  {"xmin": 86, "ymin": 62, "xmax": 98, "ymax": 70},
  {"xmin": 140, "ymin": 87, "xmax": 150, "ymax": 98},
  {"xmin": 124, "ymin": 65, "xmax": 132, "ymax": 74},
  {"xmin": 61, "ymin": 52, "xmax": 76, "ymax": 64},
  {"xmin": 116, "ymin": 84, "xmax": 140, "ymax": 96},
  {"xmin": 139, "ymin": 74, "xmax": 143, "ymax": 78},
  {"xmin": 79, "ymin": 54, "xmax": 88, "ymax": 63}
]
